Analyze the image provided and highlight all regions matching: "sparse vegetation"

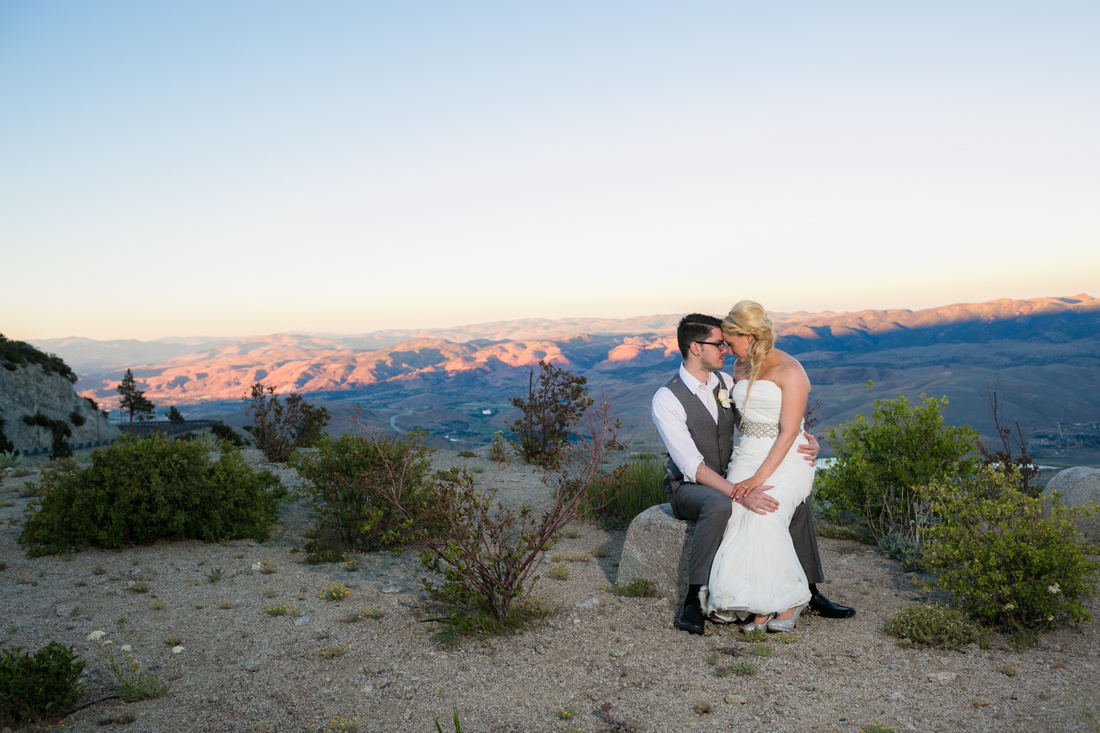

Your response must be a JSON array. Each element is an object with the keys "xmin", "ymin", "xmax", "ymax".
[
  {"xmin": 584, "ymin": 453, "xmax": 664, "ymax": 528},
  {"xmin": 610, "ymin": 578, "xmax": 657, "ymax": 598},
  {"xmin": 244, "ymin": 383, "xmax": 330, "ymax": 463},
  {"xmin": 86, "ymin": 630, "xmax": 171, "ymax": 702},
  {"xmin": 508, "ymin": 360, "xmax": 593, "ymax": 466},
  {"xmin": 548, "ymin": 564, "xmax": 571, "ymax": 581},
  {"xmin": 416, "ymin": 398, "xmax": 620, "ymax": 625},
  {"xmin": 489, "ymin": 431, "xmax": 508, "ymax": 463},
  {"xmin": 883, "ymin": 605, "xmax": 988, "ymax": 650},
  {"xmin": 0, "ymin": 334, "xmax": 76, "ymax": 383}
]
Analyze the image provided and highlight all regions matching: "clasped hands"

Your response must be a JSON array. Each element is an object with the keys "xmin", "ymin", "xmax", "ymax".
[{"xmin": 727, "ymin": 431, "xmax": 819, "ymax": 515}]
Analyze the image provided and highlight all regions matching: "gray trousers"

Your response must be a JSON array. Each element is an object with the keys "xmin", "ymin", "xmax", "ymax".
[{"xmin": 670, "ymin": 482, "xmax": 825, "ymax": 587}]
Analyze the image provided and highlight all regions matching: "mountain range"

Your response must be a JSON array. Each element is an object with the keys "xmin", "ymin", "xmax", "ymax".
[{"xmin": 29, "ymin": 294, "xmax": 1100, "ymax": 464}]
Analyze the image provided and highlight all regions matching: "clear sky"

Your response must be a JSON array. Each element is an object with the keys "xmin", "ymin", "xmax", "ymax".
[{"xmin": 2, "ymin": 1, "xmax": 1097, "ymax": 341}]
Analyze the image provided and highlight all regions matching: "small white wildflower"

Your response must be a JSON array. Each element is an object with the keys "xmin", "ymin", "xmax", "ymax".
[
  {"xmin": 251, "ymin": 562, "xmax": 263, "ymax": 571},
  {"xmin": 87, "ymin": 630, "xmax": 106, "ymax": 642},
  {"xmin": 1003, "ymin": 602, "xmax": 1016, "ymax": 611},
  {"xmin": 172, "ymin": 645, "xmax": 184, "ymax": 654},
  {"xmin": 1048, "ymin": 583, "xmax": 1061, "ymax": 594},
  {"xmin": 120, "ymin": 645, "xmax": 132, "ymax": 653},
  {"xmin": 101, "ymin": 639, "xmax": 113, "ymax": 647},
  {"xmin": 1048, "ymin": 616, "xmax": 1054, "ymax": 621}
]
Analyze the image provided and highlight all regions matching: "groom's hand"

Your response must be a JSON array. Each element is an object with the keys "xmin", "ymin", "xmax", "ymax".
[
  {"xmin": 738, "ymin": 486, "xmax": 778, "ymax": 515},
  {"xmin": 797, "ymin": 431, "xmax": 820, "ymax": 465}
]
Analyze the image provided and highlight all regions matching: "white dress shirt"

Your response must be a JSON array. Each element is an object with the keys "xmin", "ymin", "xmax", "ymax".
[{"xmin": 651, "ymin": 364, "xmax": 733, "ymax": 484}]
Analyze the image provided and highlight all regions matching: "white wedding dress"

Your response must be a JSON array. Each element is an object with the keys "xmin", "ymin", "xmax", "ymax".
[{"xmin": 704, "ymin": 379, "xmax": 814, "ymax": 620}]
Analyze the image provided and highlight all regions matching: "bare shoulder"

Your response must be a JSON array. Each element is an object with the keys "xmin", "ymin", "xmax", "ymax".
[{"xmin": 768, "ymin": 350, "xmax": 809, "ymax": 388}]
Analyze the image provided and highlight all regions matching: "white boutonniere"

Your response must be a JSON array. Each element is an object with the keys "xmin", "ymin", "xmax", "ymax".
[{"xmin": 717, "ymin": 388, "xmax": 731, "ymax": 410}]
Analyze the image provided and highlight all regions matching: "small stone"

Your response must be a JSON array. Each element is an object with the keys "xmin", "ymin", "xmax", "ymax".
[
  {"xmin": 576, "ymin": 597, "xmax": 599, "ymax": 609},
  {"xmin": 244, "ymin": 660, "xmax": 261, "ymax": 673},
  {"xmin": 361, "ymin": 684, "xmax": 373, "ymax": 693},
  {"xmin": 1038, "ymin": 691, "xmax": 1054, "ymax": 701},
  {"xmin": 54, "ymin": 604, "xmax": 78, "ymax": 618},
  {"xmin": 927, "ymin": 672, "xmax": 958, "ymax": 683},
  {"xmin": 726, "ymin": 695, "xmax": 747, "ymax": 705},
  {"xmin": 891, "ymin": 692, "xmax": 905, "ymax": 700},
  {"xmin": 381, "ymin": 583, "xmax": 400, "ymax": 594},
  {"xmin": 293, "ymin": 616, "xmax": 311, "ymax": 626}
]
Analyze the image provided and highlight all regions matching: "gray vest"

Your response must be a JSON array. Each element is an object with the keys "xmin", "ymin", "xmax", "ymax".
[{"xmin": 662, "ymin": 371, "xmax": 737, "ymax": 498}]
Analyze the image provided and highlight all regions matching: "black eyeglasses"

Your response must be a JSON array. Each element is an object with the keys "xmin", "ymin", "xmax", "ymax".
[{"xmin": 695, "ymin": 340, "xmax": 728, "ymax": 352}]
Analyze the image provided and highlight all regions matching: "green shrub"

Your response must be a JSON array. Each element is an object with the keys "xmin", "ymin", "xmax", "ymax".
[
  {"xmin": 611, "ymin": 578, "xmax": 657, "ymax": 597},
  {"xmin": 508, "ymin": 360, "xmax": 592, "ymax": 466},
  {"xmin": 0, "ymin": 642, "xmax": 85, "ymax": 726},
  {"xmin": 923, "ymin": 465, "xmax": 1100, "ymax": 634},
  {"xmin": 814, "ymin": 386, "xmax": 977, "ymax": 542},
  {"xmin": 875, "ymin": 531, "xmax": 924, "ymax": 572},
  {"xmin": 0, "ymin": 334, "xmax": 77, "ymax": 383},
  {"xmin": 489, "ymin": 431, "xmax": 508, "ymax": 463},
  {"xmin": 882, "ymin": 605, "xmax": 988, "ymax": 649},
  {"xmin": 210, "ymin": 422, "xmax": 248, "ymax": 447},
  {"xmin": 583, "ymin": 454, "xmax": 663, "ymax": 527},
  {"xmin": 245, "ymin": 383, "xmax": 330, "ymax": 463},
  {"xmin": 0, "ymin": 450, "xmax": 21, "ymax": 471},
  {"xmin": 18, "ymin": 435, "xmax": 285, "ymax": 556},
  {"xmin": 291, "ymin": 430, "xmax": 444, "ymax": 559}
]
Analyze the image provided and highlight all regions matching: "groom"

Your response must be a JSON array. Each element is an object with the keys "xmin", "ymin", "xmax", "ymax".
[{"xmin": 652, "ymin": 313, "xmax": 855, "ymax": 635}]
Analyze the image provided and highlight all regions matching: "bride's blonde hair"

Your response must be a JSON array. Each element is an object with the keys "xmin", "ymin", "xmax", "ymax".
[{"xmin": 721, "ymin": 300, "xmax": 775, "ymax": 409}]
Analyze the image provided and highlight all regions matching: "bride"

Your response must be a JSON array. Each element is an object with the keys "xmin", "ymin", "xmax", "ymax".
[{"xmin": 704, "ymin": 300, "xmax": 815, "ymax": 631}]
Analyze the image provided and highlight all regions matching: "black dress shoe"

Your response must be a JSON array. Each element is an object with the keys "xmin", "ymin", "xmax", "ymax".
[
  {"xmin": 675, "ymin": 602, "xmax": 706, "ymax": 634},
  {"xmin": 809, "ymin": 590, "xmax": 855, "ymax": 619}
]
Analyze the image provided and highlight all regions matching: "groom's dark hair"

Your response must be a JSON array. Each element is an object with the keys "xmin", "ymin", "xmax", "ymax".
[{"xmin": 676, "ymin": 314, "xmax": 723, "ymax": 359}]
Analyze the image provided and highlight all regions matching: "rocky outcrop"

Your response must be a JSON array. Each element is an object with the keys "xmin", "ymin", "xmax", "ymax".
[
  {"xmin": 1043, "ymin": 467, "xmax": 1100, "ymax": 544},
  {"xmin": 0, "ymin": 362, "xmax": 118, "ymax": 454},
  {"xmin": 616, "ymin": 504, "xmax": 693, "ymax": 602}
]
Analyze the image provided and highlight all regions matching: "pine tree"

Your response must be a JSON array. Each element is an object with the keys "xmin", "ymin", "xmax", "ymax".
[{"xmin": 117, "ymin": 369, "xmax": 156, "ymax": 424}]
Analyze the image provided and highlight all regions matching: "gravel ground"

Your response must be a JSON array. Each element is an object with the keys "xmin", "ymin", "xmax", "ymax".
[{"xmin": 1, "ymin": 448, "xmax": 1098, "ymax": 733}]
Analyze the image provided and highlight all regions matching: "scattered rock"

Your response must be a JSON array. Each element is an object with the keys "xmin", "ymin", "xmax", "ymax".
[
  {"xmin": 726, "ymin": 695, "xmax": 747, "ymax": 705},
  {"xmin": 576, "ymin": 597, "xmax": 599, "ymax": 608},
  {"xmin": 293, "ymin": 616, "xmax": 311, "ymax": 626},
  {"xmin": 381, "ymin": 582, "xmax": 400, "ymax": 594},
  {"xmin": 927, "ymin": 672, "xmax": 959, "ymax": 683},
  {"xmin": 54, "ymin": 603, "xmax": 78, "ymax": 618}
]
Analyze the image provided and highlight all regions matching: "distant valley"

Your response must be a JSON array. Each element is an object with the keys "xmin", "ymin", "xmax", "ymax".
[{"xmin": 31, "ymin": 294, "xmax": 1100, "ymax": 466}]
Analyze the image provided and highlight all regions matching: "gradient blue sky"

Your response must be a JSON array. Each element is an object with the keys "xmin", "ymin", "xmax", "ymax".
[{"xmin": 2, "ymin": 1, "xmax": 1098, "ymax": 341}]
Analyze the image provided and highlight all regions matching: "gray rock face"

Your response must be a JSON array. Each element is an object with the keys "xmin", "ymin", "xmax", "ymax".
[
  {"xmin": 616, "ymin": 504, "xmax": 693, "ymax": 602},
  {"xmin": 0, "ymin": 362, "xmax": 118, "ymax": 454},
  {"xmin": 1043, "ymin": 467, "xmax": 1100, "ymax": 543}
]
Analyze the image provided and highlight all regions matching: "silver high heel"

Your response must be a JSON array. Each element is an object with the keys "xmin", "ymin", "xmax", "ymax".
[{"xmin": 766, "ymin": 604, "xmax": 806, "ymax": 633}]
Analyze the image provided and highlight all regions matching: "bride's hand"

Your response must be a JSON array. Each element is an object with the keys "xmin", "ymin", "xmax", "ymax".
[{"xmin": 735, "ymin": 473, "xmax": 767, "ymax": 493}]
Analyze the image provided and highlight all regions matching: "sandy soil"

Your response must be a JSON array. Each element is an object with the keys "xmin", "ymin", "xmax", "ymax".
[{"xmin": 1, "ymin": 449, "xmax": 1098, "ymax": 733}]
